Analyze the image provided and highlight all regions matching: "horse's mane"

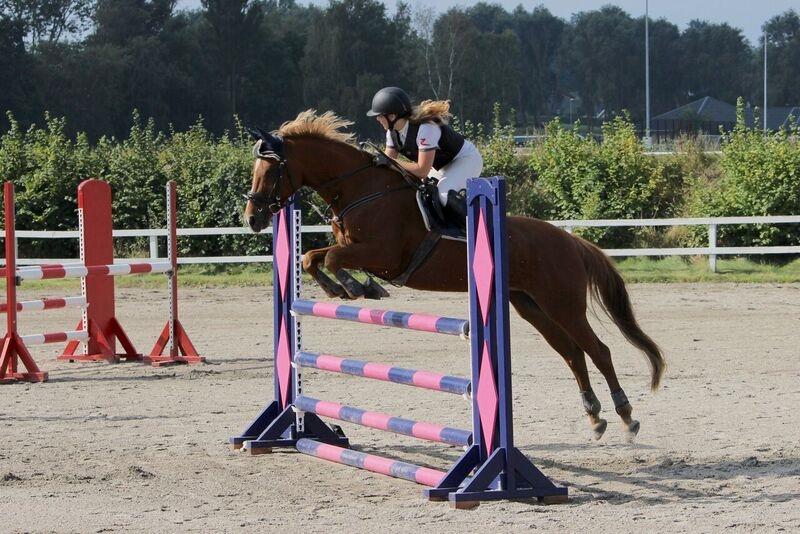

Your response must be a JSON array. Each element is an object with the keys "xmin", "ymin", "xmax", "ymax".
[
  {"xmin": 275, "ymin": 109, "xmax": 407, "ymax": 182},
  {"xmin": 277, "ymin": 109, "xmax": 357, "ymax": 146}
]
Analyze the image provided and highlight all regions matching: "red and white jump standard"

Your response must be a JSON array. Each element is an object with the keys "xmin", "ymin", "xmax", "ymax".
[
  {"xmin": 230, "ymin": 177, "xmax": 568, "ymax": 508},
  {"xmin": 1, "ymin": 179, "xmax": 202, "ymax": 383},
  {"xmin": 0, "ymin": 182, "xmax": 48, "ymax": 383},
  {"xmin": 145, "ymin": 181, "xmax": 203, "ymax": 366}
]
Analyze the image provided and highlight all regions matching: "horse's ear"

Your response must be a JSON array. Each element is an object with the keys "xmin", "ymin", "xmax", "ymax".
[
  {"xmin": 247, "ymin": 127, "xmax": 268, "ymax": 141},
  {"xmin": 251, "ymin": 129, "xmax": 285, "ymax": 160}
]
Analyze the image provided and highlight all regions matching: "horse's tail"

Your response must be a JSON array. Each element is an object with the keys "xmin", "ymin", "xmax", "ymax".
[{"xmin": 573, "ymin": 236, "xmax": 666, "ymax": 391}]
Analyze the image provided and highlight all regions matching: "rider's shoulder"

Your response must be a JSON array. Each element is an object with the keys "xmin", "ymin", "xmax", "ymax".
[{"xmin": 416, "ymin": 120, "xmax": 441, "ymax": 131}]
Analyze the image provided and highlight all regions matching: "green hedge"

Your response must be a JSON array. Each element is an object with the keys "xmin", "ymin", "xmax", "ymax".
[
  {"xmin": 685, "ymin": 99, "xmax": 800, "ymax": 247},
  {"xmin": 2, "ymin": 103, "xmax": 798, "ymax": 260}
]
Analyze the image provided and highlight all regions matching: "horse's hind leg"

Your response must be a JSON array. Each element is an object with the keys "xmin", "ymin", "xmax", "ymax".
[
  {"xmin": 510, "ymin": 291, "xmax": 608, "ymax": 440},
  {"xmin": 553, "ymin": 313, "xmax": 640, "ymax": 442}
]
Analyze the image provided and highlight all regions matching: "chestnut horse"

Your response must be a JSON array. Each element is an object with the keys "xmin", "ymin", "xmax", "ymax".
[{"xmin": 244, "ymin": 111, "xmax": 664, "ymax": 441}]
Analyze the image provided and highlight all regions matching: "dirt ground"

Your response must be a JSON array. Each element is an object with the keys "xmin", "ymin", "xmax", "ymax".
[{"xmin": 1, "ymin": 283, "xmax": 799, "ymax": 533}]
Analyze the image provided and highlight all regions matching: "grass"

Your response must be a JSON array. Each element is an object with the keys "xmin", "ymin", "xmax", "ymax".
[
  {"xmin": 615, "ymin": 256, "xmax": 800, "ymax": 283},
  {"xmin": 8, "ymin": 257, "xmax": 800, "ymax": 294}
]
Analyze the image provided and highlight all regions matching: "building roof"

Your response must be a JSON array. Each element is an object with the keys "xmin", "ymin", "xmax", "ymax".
[{"xmin": 653, "ymin": 96, "xmax": 799, "ymax": 130}]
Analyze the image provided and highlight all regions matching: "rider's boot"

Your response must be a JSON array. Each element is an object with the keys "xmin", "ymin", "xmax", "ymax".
[{"xmin": 444, "ymin": 189, "xmax": 467, "ymax": 232}]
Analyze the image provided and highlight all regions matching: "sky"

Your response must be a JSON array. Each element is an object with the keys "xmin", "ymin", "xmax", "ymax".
[{"xmin": 177, "ymin": 0, "xmax": 798, "ymax": 46}]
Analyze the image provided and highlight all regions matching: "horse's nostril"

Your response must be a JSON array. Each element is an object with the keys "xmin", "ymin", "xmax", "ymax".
[{"xmin": 248, "ymin": 215, "xmax": 257, "ymax": 227}]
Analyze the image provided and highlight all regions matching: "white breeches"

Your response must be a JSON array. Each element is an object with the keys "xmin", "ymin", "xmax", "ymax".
[{"xmin": 428, "ymin": 140, "xmax": 483, "ymax": 205}]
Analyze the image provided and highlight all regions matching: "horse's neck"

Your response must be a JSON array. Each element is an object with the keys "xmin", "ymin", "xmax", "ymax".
[{"xmin": 288, "ymin": 137, "xmax": 400, "ymax": 207}]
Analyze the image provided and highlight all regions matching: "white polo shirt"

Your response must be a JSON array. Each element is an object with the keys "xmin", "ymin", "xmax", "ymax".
[{"xmin": 386, "ymin": 122, "xmax": 441, "ymax": 152}]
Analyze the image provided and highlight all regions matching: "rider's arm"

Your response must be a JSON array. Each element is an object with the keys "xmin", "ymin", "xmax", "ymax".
[
  {"xmin": 397, "ymin": 122, "xmax": 440, "ymax": 179},
  {"xmin": 384, "ymin": 128, "xmax": 399, "ymax": 159},
  {"xmin": 396, "ymin": 150, "xmax": 434, "ymax": 179}
]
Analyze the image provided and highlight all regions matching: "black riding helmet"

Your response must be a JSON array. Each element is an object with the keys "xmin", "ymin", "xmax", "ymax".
[{"xmin": 366, "ymin": 87, "xmax": 412, "ymax": 118}]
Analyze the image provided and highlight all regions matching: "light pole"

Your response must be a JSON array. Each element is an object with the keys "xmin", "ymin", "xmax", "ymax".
[
  {"xmin": 764, "ymin": 29, "xmax": 768, "ymax": 133},
  {"xmin": 644, "ymin": 0, "xmax": 652, "ymax": 147},
  {"xmin": 569, "ymin": 97, "xmax": 574, "ymax": 124}
]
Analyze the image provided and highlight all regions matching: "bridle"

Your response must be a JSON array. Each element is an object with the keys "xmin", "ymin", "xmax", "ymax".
[
  {"xmin": 244, "ymin": 139, "xmax": 299, "ymax": 216},
  {"xmin": 245, "ymin": 135, "xmax": 420, "ymax": 225}
]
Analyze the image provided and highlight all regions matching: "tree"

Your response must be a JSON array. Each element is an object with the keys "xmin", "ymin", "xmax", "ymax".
[
  {"xmin": 301, "ymin": 0, "xmax": 414, "ymax": 134},
  {"xmin": 679, "ymin": 20, "xmax": 750, "ymax": 103},
  {"xmin": 0, "ymin": 17, "xmax": 35, "ymax": 129},
  {"xmin": 425, "ymin": 8, "xmax": 476, "ymax": 103},
  {"xmin": 646, "ymin": 18, "xmax": 682, "ymax": 116},
  {"xmin": 202, "ymin": 0, "xmax": 263, "ymax": 122},
  {"xmin": 91, "ymin": 0, "xmax": 176, "ymax": 45},
  {"xmin": 237, "ymin": 0, "xmax": 314, "ymax": 130},
  {"xmin": 0, "ymin": 0, "xmax": 93, "ymax": 47},
  {"xmin": 562, "ymin": 6, "xmax": 642, "ymax": 120},
  {"xmin": 510, "ymin": 5, "xmax": 565, "ymax": 124},
  {"xmin": 763, "ymin": 10, "xmax": 800, "ymax": 107}
]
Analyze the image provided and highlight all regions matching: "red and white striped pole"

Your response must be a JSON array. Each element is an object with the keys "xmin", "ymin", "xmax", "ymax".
[
  {"xmin": 0, "ymin": 182, "xmax": 47, "ymax": 383},
  {"xmin": 0, "ymin": 295, "xmax": 87, "ymax": 313}
]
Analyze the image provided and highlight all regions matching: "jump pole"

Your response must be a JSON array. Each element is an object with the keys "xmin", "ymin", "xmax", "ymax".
[
  {"xmin": 230, "ymin": 177, "xmax": 567, "ymax": 508},
  {"xmin": 0, "ymin": 182, "xmax": 48, "ymax": 383}
]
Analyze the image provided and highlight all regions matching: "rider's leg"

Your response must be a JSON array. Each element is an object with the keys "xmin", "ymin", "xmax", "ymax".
[
  {"xmin": 435, "ymin": 142, "xmax": 483, "ymax": 227},
  {"xmin": 435, "ymin": 141, "xmax": 483, "ymax": 206}
]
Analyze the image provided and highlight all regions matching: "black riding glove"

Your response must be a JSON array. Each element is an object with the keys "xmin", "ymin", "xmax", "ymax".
[{"xmin": 373, "ymin": 151, "xmax": 392, "ymax": 167}]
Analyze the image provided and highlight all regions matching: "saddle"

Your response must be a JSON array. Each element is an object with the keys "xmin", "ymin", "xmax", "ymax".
[{"xmin": 388, "ymin": 185, "xmax": 465, "ymax": 287}]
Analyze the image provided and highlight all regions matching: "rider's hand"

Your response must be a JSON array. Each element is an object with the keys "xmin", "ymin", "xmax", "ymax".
[{"xmin": 373, "ymin": 151, "xmax": 392, "ymax": 167}]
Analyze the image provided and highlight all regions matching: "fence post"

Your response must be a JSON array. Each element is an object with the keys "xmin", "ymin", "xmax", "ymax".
[
  {"xmin": 708, "ymin": 223, "xmax": 717, "ymax": 272},
  {"xmin": 149, "ymin": 235, "xmax": 159, "ymax": 259}
]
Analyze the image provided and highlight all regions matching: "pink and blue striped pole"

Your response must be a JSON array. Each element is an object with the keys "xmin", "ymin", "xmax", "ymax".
[
  {"xmin": 296, "ymin": 438, "xmax": 446, "ymax": 487},
  {"xmin": 295, "ymin": 351, "xmax": 470, "ymax": 396},
  {"xmin": 295, "ymin": 395, "xmax": 471, "ymax": 447},
  {"xmin": 292, "ymin": 300, "xmax": 469, "ymax": 337}
]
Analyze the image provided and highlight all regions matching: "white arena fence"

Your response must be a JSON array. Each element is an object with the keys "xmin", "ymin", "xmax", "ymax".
[{"xmin": 3, "ymin": 216, "xmax": 800, "ymax": 273}]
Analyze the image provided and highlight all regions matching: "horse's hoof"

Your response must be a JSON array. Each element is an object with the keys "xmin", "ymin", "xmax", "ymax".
[
  {"xmin": 591, "ymin": 418, "xmax": 608, "ymax": 440},
  {"xmin": 344, "ymin": 284, "xmax": 364, "ymax": 299},
  {"xmin": 335, "ymin": 269, "xmax": 365, "ymax": 299},
  {"xmin": 624, "ymin": 420, "xmax": 640, "ymax": 443},
  {"xmin": 363, "ymin": 277, "xmax": 390, "ymax": 300},
  {"xmin": 323, "ymin": 286, "xmax": 346, "ymax": 299}
]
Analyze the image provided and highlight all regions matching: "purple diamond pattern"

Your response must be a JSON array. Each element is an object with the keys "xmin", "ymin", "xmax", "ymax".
[
  {"xmin": 274, "ymin": 212, "xmax": 290, "ymax": 300},
  {"xmin": 471, "ymin": 208, "xmax": 494, "ymax": 326},
  {"xmin": 476, "ymin": 340, "xmax": 499, "ymax": 454},
  {"xmin": 276, "ymin": 320, "xmax": 291, "ymax": 408}
]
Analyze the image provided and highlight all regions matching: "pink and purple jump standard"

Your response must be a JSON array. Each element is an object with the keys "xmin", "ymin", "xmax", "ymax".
[{"xmin": 230, "ymin": 177, "xmax": 568, "ymax": 508}]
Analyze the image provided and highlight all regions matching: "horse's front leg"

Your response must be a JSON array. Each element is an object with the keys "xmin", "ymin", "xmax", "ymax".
[
  {"xmin": 324, "ymin": 243, "xmax": 397, "ymax": 300},
  {"xmin": 302, "ymin": 246, "xmax": 346, "ymax": 298}
]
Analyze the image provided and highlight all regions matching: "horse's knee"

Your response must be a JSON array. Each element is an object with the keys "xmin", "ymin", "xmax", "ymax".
[{"xmin": 302, "ymin": 248, "xmax": 327, "ymax": 272}]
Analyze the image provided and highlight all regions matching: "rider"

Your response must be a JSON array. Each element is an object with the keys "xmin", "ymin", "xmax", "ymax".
[{"xmin": 367, "ymin": 86, "xmax": 483, "ymax": 226}]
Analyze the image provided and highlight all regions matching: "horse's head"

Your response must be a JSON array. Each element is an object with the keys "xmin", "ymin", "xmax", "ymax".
[{"xmin": 244, "ymin": 127, "xmax": 297, "ymax": 232}]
